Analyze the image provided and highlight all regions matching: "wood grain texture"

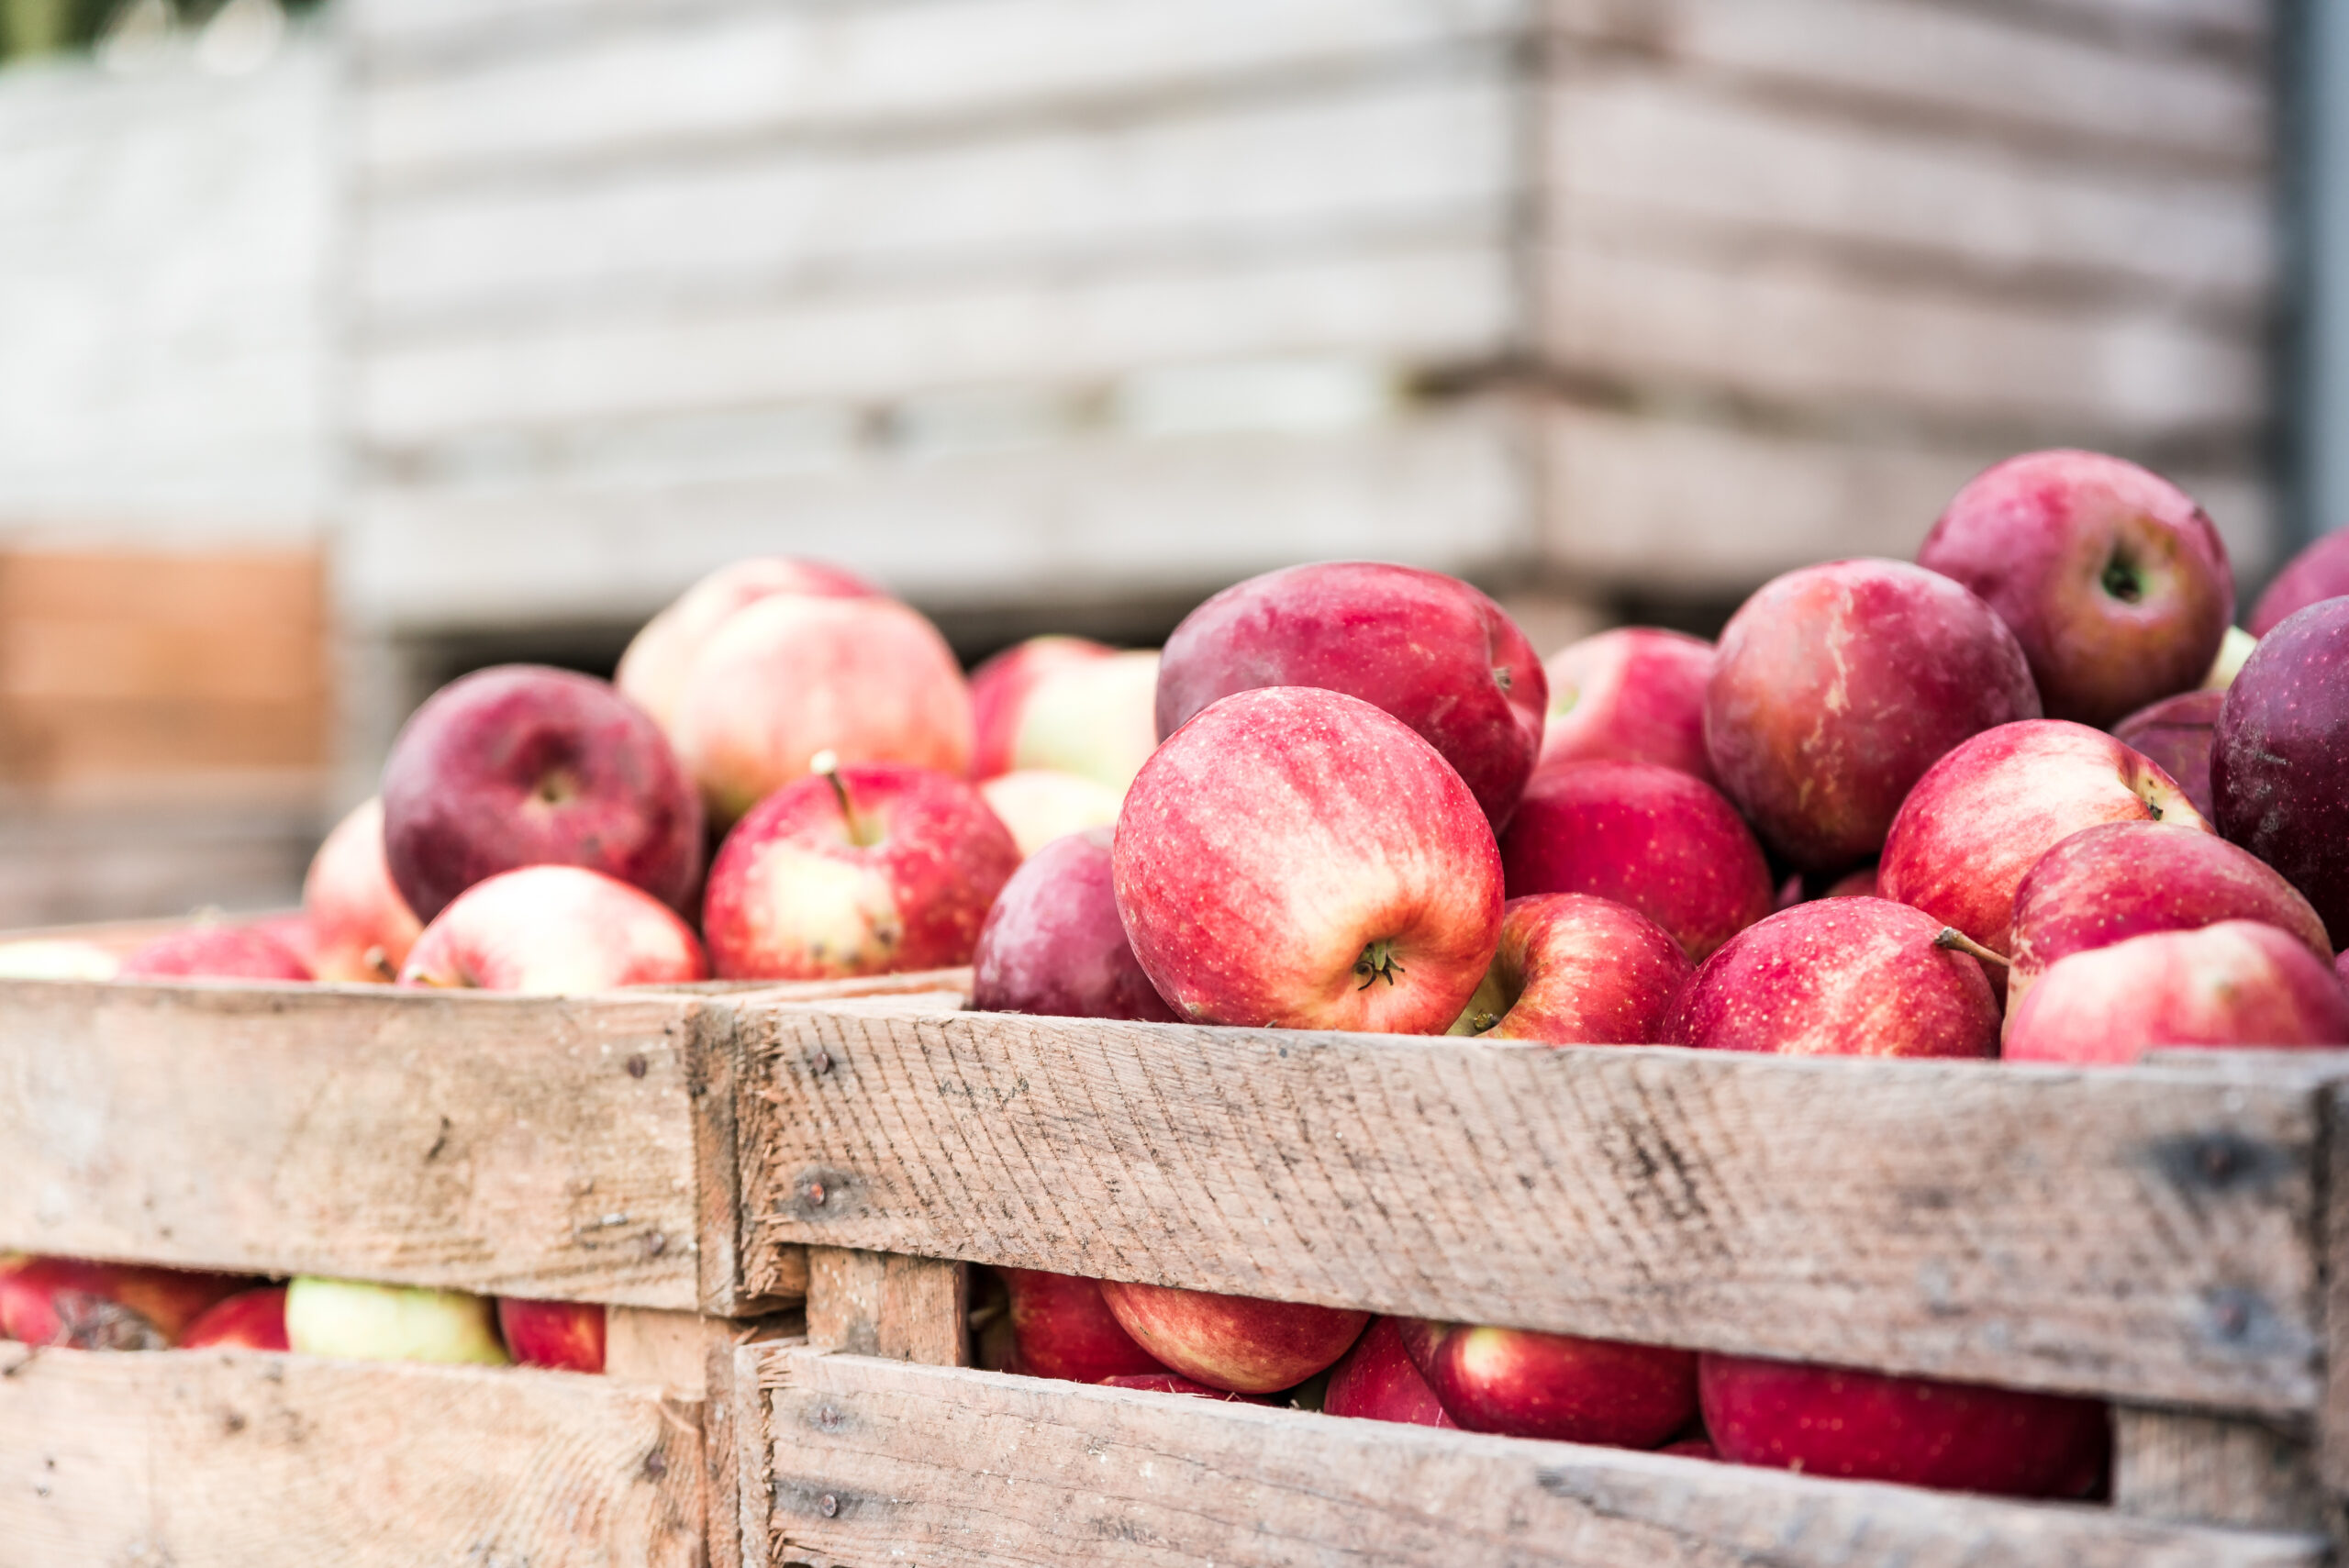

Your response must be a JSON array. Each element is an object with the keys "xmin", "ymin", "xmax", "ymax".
[
  {"xmin": 607, "ymin": 1307, "xmax": 712, "ymax": 1393},
  {"xmin": 0, "ymin": 1344, "xmax": 705, "ymax": 1567},
  {"xmin": 742, "ymin": 1347, "xmax": 2324, "ymax": 1568},
  {"xmin": 2114, "ymin": 1409, "xmax": 2324, "ymax": 1530},
  {"xmin": 0, "ymin": 981, "xmax": 705, "ymax": 1307},
  {"xmin": 805, "ymin": 1249, "xmax": 970, "ymax": 1367},
  {"xmin": 726, "ymin": 1005, "xmax": 2332, "ymax": 1415}
]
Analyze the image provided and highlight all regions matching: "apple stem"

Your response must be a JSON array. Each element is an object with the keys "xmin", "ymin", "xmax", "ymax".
[
  {"xmin": 1932, "ymin": 927, "xmax": 2011, "ymax": 968},
  {"xmin": 1353, "ymin": 939, "xmax": 1406, "ymax": 990},
  {"xmin": 810, "ymin": 750, "xmax": 876, "ymax": 847}
]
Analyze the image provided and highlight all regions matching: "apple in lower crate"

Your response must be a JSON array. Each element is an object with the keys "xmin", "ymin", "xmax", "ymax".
[
  {"xmin": 2249, "ymin": 528, "xmax": 2349, "ymax": 636},
  {"xmin": 2004, "ymin": 921, "xmax": 2349, "ymax": 1064},
  {"xmin": 400, "ymin": 865, "xmax": 708, "ymax": 993},
  {"xmin": 1098, "ymin": 1373, "xmax": 1270, "ymax": 1403},
  {"xmin": 994, "ymin": 1269, "xmax": 1170, "ymax": 1383},
  {"xmin": 284, "ymin": 1278, "xmax": 509, "ymax": 1365},
  {"xmin": 973, "ymin": 639, "xmax": 1163, "ymax": 792},
  {"xmin": 0, "ymin": 1256, "xmax": 251, "ymax": 1349},
  {"xmin": 1537, "ymin": 628, "xmax": 1717, "ymax": 785},
  {"xmin": 1399, "ymin": 1320, "xmax": 1696, "ymax": 1448},
  {"xmin": 2111, "ymin": 688, "xmax": 2223, "ymax": 821},
  {"xmin": 383, "ymin": 665, "xmax": 704, "ymax": 922},
  {"xmin": 1706, "ymin": 559, "xmax": 2040, "ymax": 873},
  {"xmin": 1878, "ymin": 720, "xmax": 2209, "ymax": 996},
  {"xmin": 1664, "ymin": 898, "xmax": 1998, "ymax": 1059},
  {"xmin": 1097, "ymin": 1280, "xmax": 1368, "ymax": 1396},
  {"xmin": 977, "ymin": 770, "xmax": 1122, "ymax": 859},
  {"xmin": 1918, "ymin": 450, "xmax": 2233, "ymax": 728},
  {"xmin": 0, "ymin": 939, "xmax": 118, "ymax": 979},
  {"xmin": 1499, "ymin": 761, "xmax": 1773, "ymax": 962},
  {"xmin": 671, "ymin": 595, "xmax": 974, "ymax": 828},
  {"xmin": 972, "ymin": 829, "xmax": 1179, "ymax": 1023},
  {"xmin": 2006, "ymin": 822, "xmax": 2331, "ymax": 1010},
  {"xmin": 1323, "ymin": 1317, "xmax": 1453, "ymax": 1428},
  {"xmin": 1113, "ymin": 687, "xmax": 1502, "ymax": 1034},
  {"xmin": 704, "ymin": 762, "xmax": 1020, "ymax": 981},
  {"xmin": 118, "ymin": 924, "xmax": 313, "ymax": 984},
  {"xmin": 1154, "ymin": 562, "xmax": 1548, "ymax": 830},
  {"xmin": 498, "ymin": 1297, "xmax": 607, "ymax": 1373},
  {"xmin": 179, "ymin": 1287, "xmax": 290, "ymax": 1351},
  {"xmin": 303, "ymin": 796, "xmax": 423, "ymax": 982},
  {"xmin": 1700, "ymin": 1353, "xmax": 2109, "ymax": 1499},
  {"xmin": 2213, "ymin": 598, "xmax": 2349, "ymax": 947},
  {"xmin": 617, "ymin": 556, "xmax": 878, "ymax": 733},
  {"xmin": 1449, "ymin": 894, "xmax": 1690, "ymax": 1045}
]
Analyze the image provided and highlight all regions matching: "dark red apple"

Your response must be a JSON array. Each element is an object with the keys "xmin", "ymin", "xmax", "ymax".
[
  {"xmin": 179, "ymin": 1287, "xmax": 290, "ymax": 1351},
  {"xmin": 998, "ymin": 1269, "xmax": 1169, "ymax": 1384},
  {"xmin": 1499, "ymin": 761, "xmax": 1773, "ymax": 961},
  {"xmin": 1918, "ymin": 450, "xmax": 2233, "ymax": 727},
  {"xmin": 1114, "ymin": 687, "xmax": 1502, "ymax": 1034},
  {"xmin": 2111, "ymin": 689, "xmax": 2224, "ymax": 821},
  {"xmin": 703, "ymin": 761, "xmax": 1021, "ymax": 981},
  {"xmin": 382, "ymin": 664, "xmax": 703, "ymax": 922},
  {"xmin": 1399, "ymin": 1319, "xmax": 1696, "ymax": 1448},
  {"xmin": 1324, "ymin": 1317, "xmax": 1454, "ymax": 1428},
  {"xmin": 2249, "ymin": 528, "xmax": 2349, "ymax": 636},
  {"xmin": 497, "ymin": 1297, "xmax": 607, "ymax": 1373},
  {"xmin": 1538, "ymin": 628, "xmax": 1716, "ymax": 785},
  {"xmin": 117, "ymin": 925, "xmax": 312, "ymax": 984},
  {"xmin": 2005, "ymin": 921, "xmax": 2349, "ymax": 1064},
  {"xmin": 1449, "ymin": 894, "xmax": 1691, "ymax": 1045},
  {"xmin": 1706, "ymin": 560, "xmax": 2040, "ymax": 872},
  {"xmin": 1097, "ymin": 1279, "xmax": 1368, "ymax": 1396},
  {"xmin": 0, "ymin": 1256, "xmax": 250, "ymax": 1349},
  {"xmin": 1664, "ymin": 898, "xmax": 1998, "ymax": 1059},
  {"xmin": 972, "ymin": 828, "xmax": 1179, "ymax": 1022},
  {"xmin": 1824, "ymin": 866, "xmax": 1879, "ymax": 899},
  {"xmin": 1700, "ymin": 1353, "xmax": 2109, "ymax": 1498},
  {"xmin": 1155, "ymin": 562, "xmax": 1546, "ymax": 829},
  {"xmin": 2213, "ymin": 598, "xmax": 2349, "ymax": 946}
]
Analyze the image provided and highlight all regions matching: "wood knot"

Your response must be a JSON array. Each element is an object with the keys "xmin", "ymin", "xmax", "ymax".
[{"xmin": 626, "ymin": 1053, "xmax": 648, "ymax": 1079}]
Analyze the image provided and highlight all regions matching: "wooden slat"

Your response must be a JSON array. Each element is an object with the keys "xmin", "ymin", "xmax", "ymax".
[
  {"xmin": 0, "ymin": 983, "xmax": 706, "ymax": 1308},
  {"xmin": 2114, "ymin": 1410, "xmax": 2325, "ymax": 1530},
  {"xmin": 740, "ymin": 1347, "xmax": 2324, "ymax": 1568},
  {"xmin": 805, "ymin": 1249, "xmax": 970, "ymax": 1367},
  {"xmin": 722, "ymin": 1004, "xmax": 2333, "ymax": 1416},
  {"xmin": 0, "ymin": 1344, "xmax": 706, "ymax": 1567}
]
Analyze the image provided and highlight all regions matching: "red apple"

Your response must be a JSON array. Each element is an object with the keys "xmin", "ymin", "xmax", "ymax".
[
  {"xmin": 302, "ymin": 796, "xmax": 423, "ymax": 983},
  {"xmin": 1097, "ymin": 1373, "xmax": 1271, "ymax": 1403},
  {"xmin": 2007, "ymin": 821, "xmax": 2332, "ymax": 1012},
  {"xmin": 497, "ymin": 1297, "xmax": 607, "ymax": 1373},
  {"xmin": 1401, "ymin": 1318, "xmax": 1696, "ymax": 1447},
  {"xmin": 1918, "ymin": 450, "xmax": 2233, "ymax": 728},
  {"xmin": 617, "ymin": 556, "xmax": 877, "ymax": 732},
  {"xmin": 1538, "ymin": 628, "xmax": 1717, "ymax": 785},
  {"xmin": 1824, "ymin": 866, "xmax": 1880, "ymax": 899},
  {"xmin": 1097, "ymin": 1279, "xmax": 1367, "ymax": 1395},
  {"xmin": 2213, "ymin": 598, "xmax": 2349, "ymax": 946},
  {"xmin": 972, "ymin": 828, "xmax": 1180, "ymax": 1023},
  {"xmin": 1499, "ymin": 761, "xmax": 1773, "ymax": 962},
  {"xmin": 977, "ymin": 770, "xmax": 1122, "ymax": 858},
  {"xmin": 1878, "ymin": 720, "xmax": 2209, "ymax": 995},
  {"xmin": 2005, "ymin": 921, "xmax": 2349, "ymax": 1064},
  {"xmin": 2249, "ymin": 528, "xmax": 2349, "ymax": 636},
  {"xmin": 972, "ymin": 637, "xmax": 1117, "ymax": 776},
  {"xmin": 383, "ymin": 664, "xmax": 703, "ymax": 922},
  {"xmin": 400, "ymin": 864, "xmax": 708, "ymax": 992},
  {"xmin": 973, "ymin": 638, "xmax": 1161, "ymax": 792},
  {"xmin": 1449, "ymin": 894, "xmax": 1691, "ymax": 1045},
  {"xmin": 1324, "ymin": 1316, "xmax": 1455, "ymax": 1428},
  {"xmin": 670, "ymin": 595, "xmax": 973, "ymax": 826},
  {"xmin": 1664, "ymin": 898, "xmax": 1998, "ymax": 1059},
  {"xmin": 998, "ymin": 1269, "xmax": 1169, "ymax": 1383},
  {"xmin": 0, "ymin": 1256, "xmax": 250, "ymax": 1349},
  {"xmin": 2111, "ymin": 688, "xmax": 2223, "ymax": 821},
  {"xmin": 1701, "ymin": 1353, "xmax": 2108, "ymax": 1498},
  {"xmin": 284, "ymin": 1277, "xmax": 509, "ymax": 1364},
  {"xmin": 1155, "ymin": 562, "xmax": 1547, "ymax": 829},
  {"xmin": 1661, "ymin": 1439, "xmax": 1720, "ymax": 1461},
  {"xmin": 703, "ymin": 761, "xmax": 1019, "ymax": 981},
  {"xmin": 179, "ymin": 1287, "xmax": 290, "ymax": 1351},
  {"xmin": 1113, "ymin": 687, "xmax": 1502, "ymax": 1034},
  {"xmin": 1707, "ymin": 559, "xmax": 2040, "ymax": 872},
  {"xmin": 118, "ymin": 924, "xmax": 313, "ymax": 984}
]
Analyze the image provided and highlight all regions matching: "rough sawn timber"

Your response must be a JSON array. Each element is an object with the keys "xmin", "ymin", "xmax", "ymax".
[{"xmin": 723, "ymin": 1004, "xmax": 2334, "ymax": 1416}]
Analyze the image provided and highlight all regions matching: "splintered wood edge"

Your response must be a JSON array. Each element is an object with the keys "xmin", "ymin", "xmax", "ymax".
[
  {"xmin": 721, "ymin": 1003, "xmax": 2343, "ymax": 1415},
  {"xmin": 739, "ymin": 1348, "xmax": 2326, "ymax": 1568}
]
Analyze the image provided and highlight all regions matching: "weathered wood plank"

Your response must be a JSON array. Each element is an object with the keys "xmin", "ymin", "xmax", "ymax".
[
  {"xmin": 607, "ymin": 1306, "xmax": 711, "ymax": 1392},
  {"xmin": 727, "ymin": 1005, "xmax": 2330, "ymax": 1416},
  {"xmin": 744, "ymin": 1347, "xmax": 2324, "ymax": 1568},
  {"xmin": 804, "ymin": 1249, "xmax": 970, "ymax": 1367},
  {"xmin": 0, "ymin": 1344, "xmax": 705, "ymax": 1566},
  {"xmin": 2114, "ymin": 1409, "xmax": 2325, "ymax": 1530},
  {"xmin": 0, "ymin": 982, "xmax": 705, "ymax": 1307}
]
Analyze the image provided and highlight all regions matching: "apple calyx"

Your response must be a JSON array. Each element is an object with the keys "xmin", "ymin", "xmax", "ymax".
[
  {"xmin": 1492, "ymin": 665, "xmax": 1514, "ymax": 692},
  {"xmin": 809, "ymin": 750, "xmax": 881, "ymax": 848},
  {"xmin": 1932, "ymin": 927, "xmax": 2011, "ymax": 968},
  {"xmin": 532, "ymin": 768, "xmax": 580, "ymax": 807},
  {"xmin": 2100, "ymin": 549, "xmax": 2145, "ymax": 606},
  {"xmin": 363, "ymin": 945, "xmax": 395, "ymax": 982},
  {"xmin": 1353, "ymin": 939, "xmax": 1406, "ymax": 991}
]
